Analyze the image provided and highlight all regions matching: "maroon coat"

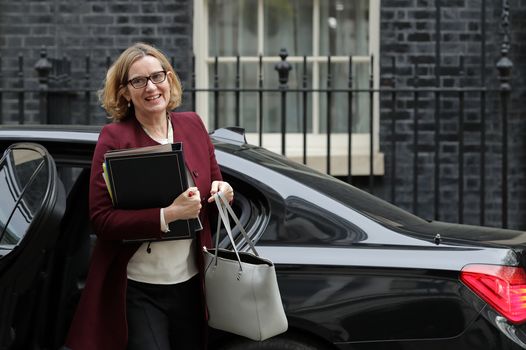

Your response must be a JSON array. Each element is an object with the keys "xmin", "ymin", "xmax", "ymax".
[{"xmin": 65, "ymin": 112, "xmax": 222, "ymax": 350}]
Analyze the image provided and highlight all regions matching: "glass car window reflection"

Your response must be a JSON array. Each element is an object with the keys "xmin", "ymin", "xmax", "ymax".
[
  {"xmin": 237, "ymin": 148, "xmax": 428, "ymax": 229},
  {"xmin": 0, "ymin": 148, "xmax": 48, "ymax": 246},
  {"xmin": 279, "ymin": 196, "xmax": 367, "ymax": 245}
]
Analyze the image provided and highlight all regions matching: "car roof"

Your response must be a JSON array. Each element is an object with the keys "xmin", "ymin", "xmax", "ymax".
[
  {"xmin": 0, "ymin": 124, "xmax": 102, "ymax": 144},
  {"xmin": 0, "ymin": 124, "xmax": 251, "ymax": 166},
  {"xmin": 0, "ymin": 124, "xmax": 248, "ymax": 143}
]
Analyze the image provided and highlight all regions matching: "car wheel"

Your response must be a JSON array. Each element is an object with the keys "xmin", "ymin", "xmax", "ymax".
[{"xmin": 218, "ymin": 334, "xmax": 331, "ymax": 350}]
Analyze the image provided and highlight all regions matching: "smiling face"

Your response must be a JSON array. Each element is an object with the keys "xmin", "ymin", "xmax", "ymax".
[{"xmin": 124, "ymin": 55, "xmax": 172, "ymax": 121}]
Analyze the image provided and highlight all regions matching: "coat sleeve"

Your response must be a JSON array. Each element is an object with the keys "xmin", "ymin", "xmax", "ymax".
[{"xmin": 88, "ymin": 126, "xmax": 164, "ymax": 241}]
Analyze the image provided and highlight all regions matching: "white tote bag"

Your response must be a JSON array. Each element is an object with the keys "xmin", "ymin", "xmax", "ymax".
[{"xmin": 203, "ymin": 192, "xmax": 288, "ymax": 341}]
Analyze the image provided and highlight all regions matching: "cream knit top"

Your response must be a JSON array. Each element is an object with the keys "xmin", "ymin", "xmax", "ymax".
[{"xmin": 126, "ymin": 119, "xmax": 198, "ymax": 284}]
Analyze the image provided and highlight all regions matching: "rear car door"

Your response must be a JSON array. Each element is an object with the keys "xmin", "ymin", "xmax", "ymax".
[{"xmin": 0, "ymin": 143, "xmax": 65, "ymax": 349}]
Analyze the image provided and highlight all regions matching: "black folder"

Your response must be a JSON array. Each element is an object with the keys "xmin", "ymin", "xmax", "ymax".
[{"xmin": 103, "ymin": 143, "xmax": 202, "ymax": 241}]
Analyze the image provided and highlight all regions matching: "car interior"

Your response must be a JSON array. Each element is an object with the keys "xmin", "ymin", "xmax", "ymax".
[{"xmin": 50, "ymin": 167, "xmax": 93, "ymax": 348}]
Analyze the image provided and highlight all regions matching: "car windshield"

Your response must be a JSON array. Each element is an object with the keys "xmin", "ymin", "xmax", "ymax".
[{"xmin": 232, "ymin": 146, "xmax": 428, "ymax": 229}]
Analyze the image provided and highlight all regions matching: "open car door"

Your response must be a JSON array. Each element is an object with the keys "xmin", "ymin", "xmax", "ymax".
[{"xmin": 0, "ymin": 143, "xmax": 65, "ymax": 349}]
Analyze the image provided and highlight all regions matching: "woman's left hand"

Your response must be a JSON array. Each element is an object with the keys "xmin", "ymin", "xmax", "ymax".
[{"xmin": 208, "ymin": 180, "xmax": 234, "ymax": 203}]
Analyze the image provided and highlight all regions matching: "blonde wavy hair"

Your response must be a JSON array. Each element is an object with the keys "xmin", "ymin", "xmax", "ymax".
[{"xmin": 98, "ymin": 42, "xmax": 183, "ymax": 121}]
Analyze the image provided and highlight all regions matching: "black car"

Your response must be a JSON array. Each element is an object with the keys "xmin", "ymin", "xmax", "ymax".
[{"xmin": 1, "ymin": 125, "xmax": 526, "ymax": 350}]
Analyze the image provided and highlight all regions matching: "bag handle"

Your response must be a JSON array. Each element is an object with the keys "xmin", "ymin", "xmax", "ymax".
[
  {"xmin": 212, "ymin": 193, "xmax": 243, "ymax": 272},
  {"xmin": 215, "ymin": 192, "xmax": 258, "ymax": 256},
  {"xmin": 211, "ymin": 192, "xmax": 259, "ymax": 272}
]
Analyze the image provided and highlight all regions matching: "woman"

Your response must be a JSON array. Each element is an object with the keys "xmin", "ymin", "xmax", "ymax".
[{"xmin": 65, "ymin": 42, "xmax": 233, "ymax": 350}]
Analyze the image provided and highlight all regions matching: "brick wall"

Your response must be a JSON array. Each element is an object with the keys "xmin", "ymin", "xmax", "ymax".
[
  {"xmin": 510, "ymin": 0, "xmax": 526, "ymax": 230},
  {"xmin": 0, "ymin": 0, "xmax": 194, "ymax": 124},
  {"xmin": 380, "ymin": 0, "xmax": 526, "ymax": 229}
]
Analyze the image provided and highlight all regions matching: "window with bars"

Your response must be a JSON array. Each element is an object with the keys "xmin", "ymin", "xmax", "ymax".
[{"xmin": 193, "ymin": 0, "xmax": 382, "ymax": 175}]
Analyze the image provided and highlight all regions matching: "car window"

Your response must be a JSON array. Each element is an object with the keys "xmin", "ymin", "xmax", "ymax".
[
  {"xmin": 232, "ymin": 147, "xmax": 428, "ymax": 229},
  {"xmin": 282, "ymin": 196, "xmax": 367, "ymax": 245},
  {"xmin": 211, "ymin": 172, "xmax": 270, "ymax": 249},
  {"xmin": 0, "ymin": 146, "xmax": 49, "ymax": 246}
]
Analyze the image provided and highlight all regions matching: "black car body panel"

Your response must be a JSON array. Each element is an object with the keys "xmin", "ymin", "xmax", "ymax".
[{"xmin": 0, "ymin": 125, "xmax": 525, "ymax": 350}]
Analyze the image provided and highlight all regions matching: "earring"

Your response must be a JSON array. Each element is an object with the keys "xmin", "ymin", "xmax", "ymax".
[{"xmin": 127, "ymin": 101, "xmax": 131, "ymax": 108}]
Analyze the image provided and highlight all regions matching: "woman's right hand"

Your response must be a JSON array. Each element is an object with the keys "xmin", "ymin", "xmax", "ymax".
[{"xmin": 163, "ymin": 187, "xmax": 202, "ymax": 224}]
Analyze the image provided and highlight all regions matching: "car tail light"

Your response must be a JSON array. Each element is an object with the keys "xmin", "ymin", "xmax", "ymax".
[{"xmin": 461, "ymin": 264, "xmax": 526, "ymax": 324}]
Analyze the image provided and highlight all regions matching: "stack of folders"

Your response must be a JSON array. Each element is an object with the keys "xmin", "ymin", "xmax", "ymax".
[{"xmin": 102, "ymin": 142, "xmax": 202, "ymax": 242}]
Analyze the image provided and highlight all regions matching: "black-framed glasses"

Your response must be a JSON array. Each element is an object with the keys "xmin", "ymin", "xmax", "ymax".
[{"xmin": 127, "ymin": 71, "xmax": 167, "ymax": 89}]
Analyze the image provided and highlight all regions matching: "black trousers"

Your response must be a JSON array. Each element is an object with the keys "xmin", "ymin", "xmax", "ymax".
[{"xmin": 126, "ymin": 275, "xmax": 205, "ymax": 350}]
